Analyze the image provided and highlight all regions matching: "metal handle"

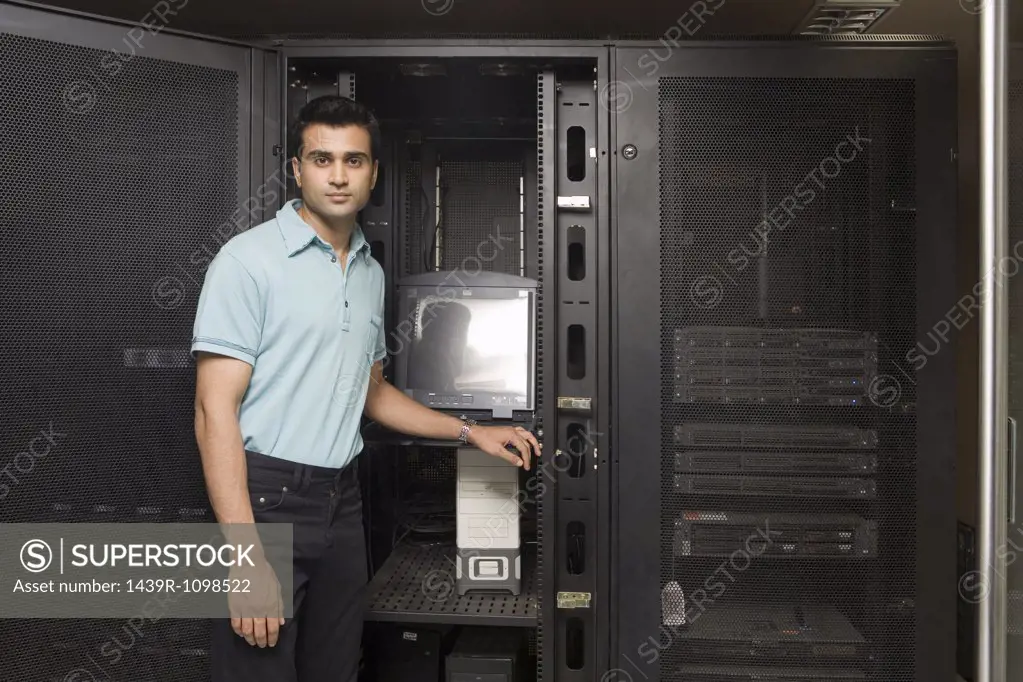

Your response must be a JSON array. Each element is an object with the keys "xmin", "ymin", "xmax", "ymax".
[
  {"xmin": 1010, "ymin": 417, "xmax": 1017, "ymax": 524},
  {"xmin": 977, "ymin": 0, "xmax": 1010, "ymax": 678}
]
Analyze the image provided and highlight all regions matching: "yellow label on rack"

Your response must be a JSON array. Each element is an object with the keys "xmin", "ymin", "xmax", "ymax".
[{"xmin": 557, "ymin": 591, "xmax": 592, "ymax": 609}]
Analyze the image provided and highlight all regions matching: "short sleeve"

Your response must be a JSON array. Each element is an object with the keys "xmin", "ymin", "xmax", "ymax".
[
  {"xmin": 190, "ymin": 251, "xmax": 263, "ymax": 365},
  {"xmin": 372, "ymin": 277, "xmax": 387, "ymax": 363}
]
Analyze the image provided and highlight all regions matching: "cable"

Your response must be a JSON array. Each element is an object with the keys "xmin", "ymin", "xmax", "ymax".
[
  {"xmin": 421, "ymin": 183, "xmax": 448, "ymax": 272},
  {"xmin": 420, "ymin": 184, "xmax": 432, "ymax": 271}
]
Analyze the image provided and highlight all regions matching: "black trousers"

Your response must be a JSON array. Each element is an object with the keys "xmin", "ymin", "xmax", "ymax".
[{"xmin": 210, "ymin": 449, "xmax": 368, "ymax": 682}]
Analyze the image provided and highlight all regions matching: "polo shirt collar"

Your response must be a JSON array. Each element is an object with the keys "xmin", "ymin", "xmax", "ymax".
[{"xmin": 277, "ymin": 199, "xmax": 370, "ymax": 259}]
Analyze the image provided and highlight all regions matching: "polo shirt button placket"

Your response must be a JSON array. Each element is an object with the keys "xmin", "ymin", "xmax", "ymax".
[
  {"xmin": 330, "ymin": 250, "xmax": 352, "ymax": 331},
  {"xmin": 344, "ymin": 254, "xmax": 355, "ymax": 328}
]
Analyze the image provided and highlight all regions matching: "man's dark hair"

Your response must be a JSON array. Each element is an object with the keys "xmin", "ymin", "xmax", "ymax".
[{"xmin": 289, "ymin": 95, "xmax": 382, "ymax": 162}]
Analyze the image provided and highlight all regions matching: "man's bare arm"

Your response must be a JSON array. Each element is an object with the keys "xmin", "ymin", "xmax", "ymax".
[
  {"xmin": 194, "ymin": 352, "xmax": 256, "ymax": 526},
  {"xmin": 363, "ymin": 362, "xmax": 464, "ymax": 440},
  {"xmin": 363, "ymin": 362, "xmax": 538, "ymax": 469},
  {"xmin": 194, "ymin": 351, "xmax": 284, "ymax": 646}
]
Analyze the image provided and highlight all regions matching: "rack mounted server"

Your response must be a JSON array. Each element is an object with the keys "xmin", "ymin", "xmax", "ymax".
[
  {"xmin": 673, "ymin": 511, "xmax": 879, "ymax": 558},
  {"xmin": 673, "ymin": 327, "xmax": 879, "ymax": 406},
  {"xmin": 670, "ymin": 604, "xmax": 869, "ymax": 667}
]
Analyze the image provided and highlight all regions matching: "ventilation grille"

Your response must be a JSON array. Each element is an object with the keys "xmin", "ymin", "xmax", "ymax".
[
  {"xmin": 404, "ymin": 151, "xmax": 524, "ymax": 276},
  {"xmin": 658, "ymin": 77, "xmax": 916, "ymax": 681},
  {"xmin": 438, "ymin": 156, "xmax": 524, "ymax": 275},
  {"xmin": 0, "ymin": 32, "xmax": 239, "ymax": 512},
  {"xmin": 795, "ymin": 3, "xmax": 901, "ymax": 36},
  {"xmin": 0, "ymin": 31, "xmax": 241, "ymax": 682},
  {"xmin": 402, "ymin": 447, "xmax": 457, "ymax": 483}
]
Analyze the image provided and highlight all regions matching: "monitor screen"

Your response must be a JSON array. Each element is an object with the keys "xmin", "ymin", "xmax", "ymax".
[{"xmin": 405, "ymin": 294, "xmax": 530, "ymax": 400}]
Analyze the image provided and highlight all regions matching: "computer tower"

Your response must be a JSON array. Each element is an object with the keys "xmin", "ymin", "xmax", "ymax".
[
  {"xmin": 446, "ymin": 627, "xmax": 527, "ymax": 682},
  {"xmin": 456, "ymin": 447, "xmax": 522, "ymax": 595},
  {"xmin": 368, "ymin": 623, "xmax": 458, "ymax": 682}
]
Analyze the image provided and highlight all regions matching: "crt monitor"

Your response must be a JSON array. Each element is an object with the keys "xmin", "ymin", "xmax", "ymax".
[{"xmin": 394, "ymin": 271, "xmax": 537, "ymax": 421}]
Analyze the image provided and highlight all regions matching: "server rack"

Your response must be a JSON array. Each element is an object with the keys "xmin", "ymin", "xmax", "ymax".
[
  {"xmin": 284, "ymin": 45, "xmax": 611, "ymax": 682},
  {"xmin": 610, "ymin": 38, "xmax": 958, "ymax": 682}
]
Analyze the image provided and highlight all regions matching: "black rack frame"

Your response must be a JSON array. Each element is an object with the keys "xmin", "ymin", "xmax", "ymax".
[{"xmin": 277, "ymin": 43, "xmax": 611, "ymax": 682}]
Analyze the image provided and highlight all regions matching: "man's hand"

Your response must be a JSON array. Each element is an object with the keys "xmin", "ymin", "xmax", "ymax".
[
  {"xmin": 467, "ymin": 424, "xmax": 540, "ymax": 470},
  {"xmin": 360, "ymin": 365, "xmax": 541, "ymax": 470},
  {"xmin": 228, "ymin": 558, "xmax": 286, "ymax": 648}
]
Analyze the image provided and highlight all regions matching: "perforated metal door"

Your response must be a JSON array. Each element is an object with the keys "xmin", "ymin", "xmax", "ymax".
[
  {"xmin": 0, "ymin": 4, "xmax": 268, "ymax": 680},
  {"xmin": 612, "ymin": 42, "xmax": 957, "ymax": 682}
]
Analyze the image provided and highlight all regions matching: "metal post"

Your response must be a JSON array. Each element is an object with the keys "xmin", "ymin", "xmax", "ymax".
[{"xmin": 978, "ymin": 2, "xmax": 1009, "ymax": 682}]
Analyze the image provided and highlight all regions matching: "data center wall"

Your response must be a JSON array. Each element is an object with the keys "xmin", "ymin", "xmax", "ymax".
[{"xmin": 612, "ymin": 41, "xmax": 958, "ymax": 682}]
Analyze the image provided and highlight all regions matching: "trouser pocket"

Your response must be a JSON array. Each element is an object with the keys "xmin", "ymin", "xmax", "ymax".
[{"xmin": 247, "ymin": 473, "xmax": 291, "ymax": 515}]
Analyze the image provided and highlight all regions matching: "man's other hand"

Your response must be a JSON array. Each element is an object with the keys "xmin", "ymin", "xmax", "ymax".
[
  {"xmin": 228, "ymin": 559, "xmax": 286, "ymax": 648},
  {"xmin": 466, "ymin": 425, "xmax": 540, "ymax": 470}
]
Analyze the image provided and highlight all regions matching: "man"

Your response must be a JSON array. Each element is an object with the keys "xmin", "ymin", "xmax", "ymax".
[{"xmin": 190, "ymin": 95, "xmax": 541, "ymax": 682}]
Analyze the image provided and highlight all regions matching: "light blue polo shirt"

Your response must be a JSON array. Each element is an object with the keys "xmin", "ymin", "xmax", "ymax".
[{"xmin": 190, "ymin": 199, "xmax": 386, "ymax": 469}]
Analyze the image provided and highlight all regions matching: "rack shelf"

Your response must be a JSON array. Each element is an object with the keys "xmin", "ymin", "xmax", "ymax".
[{"xmin": 365, "ymin": 541, "xmax": 538, "ymax": 627}]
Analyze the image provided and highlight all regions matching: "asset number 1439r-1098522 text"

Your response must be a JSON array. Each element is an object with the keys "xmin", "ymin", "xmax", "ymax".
[{"xmin": 126, "ymin": 578, "xmax": 251, "ymax": 593}]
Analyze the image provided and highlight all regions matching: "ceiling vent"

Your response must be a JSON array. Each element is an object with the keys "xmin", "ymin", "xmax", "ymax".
[{"xmin": 795, "ymin": 0, "xmax": 901, "ymax": 35}]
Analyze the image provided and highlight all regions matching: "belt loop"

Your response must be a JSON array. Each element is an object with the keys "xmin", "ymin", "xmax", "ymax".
[{"xmin": 290, "ymin": 465, "xmax": 302, "ymax": 493}]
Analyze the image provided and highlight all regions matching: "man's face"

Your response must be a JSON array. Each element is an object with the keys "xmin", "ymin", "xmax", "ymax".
[{"xmin": 292, "ymin": 123, "xmax": 377, "ymax": 223}]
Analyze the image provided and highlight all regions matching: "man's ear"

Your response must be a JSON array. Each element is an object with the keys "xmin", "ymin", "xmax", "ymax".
[
  {"xmin": 371, "ymin": 159, "xmax": 379, "ymax": 190},
  {"xmin": 291, "ymin": 156, "xmax": 301, "ymax": 187}
]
